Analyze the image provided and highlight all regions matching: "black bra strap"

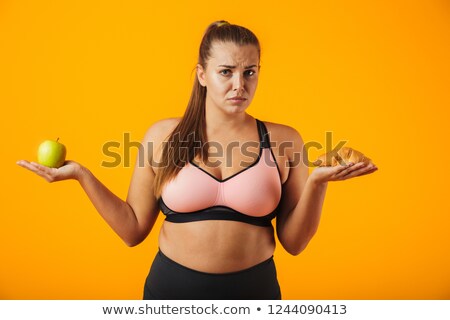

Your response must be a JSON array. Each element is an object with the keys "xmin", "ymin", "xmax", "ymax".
[{"xmin": 256, "ymin": 119, "xmax": 271, "ymax": 149}]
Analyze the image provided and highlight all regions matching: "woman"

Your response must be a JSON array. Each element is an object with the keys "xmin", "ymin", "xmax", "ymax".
[{"xmin": 17, "ymin": 20, "xmax": 378, "ymax": 299}]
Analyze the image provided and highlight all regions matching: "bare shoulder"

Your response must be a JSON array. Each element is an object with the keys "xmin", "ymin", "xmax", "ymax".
[
  {"xmin": 262, "ymin": 120, "xmax": 304, "ymax": 146},
  {"xmin": 143, "ymin": 117, "xmax": 181, "ymax": 143},
  {"xmin": 140, "ymin": 117, "xmax": 181, "ymax": 169}
]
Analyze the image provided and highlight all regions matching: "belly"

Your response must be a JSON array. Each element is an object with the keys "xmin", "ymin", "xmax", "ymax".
[{"xmin": 158, "ymin": 220, "xmax": 276, "ymax": 273}]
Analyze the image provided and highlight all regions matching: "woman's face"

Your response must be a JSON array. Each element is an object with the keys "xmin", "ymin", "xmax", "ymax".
[{"xmin": 197, "ymin": 41, "xmax": 260, "ymax": 115}]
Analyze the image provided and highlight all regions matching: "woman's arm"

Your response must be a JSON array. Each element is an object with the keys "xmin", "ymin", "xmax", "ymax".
[
  {"xmin": 16, "ymin": 120, "xmax": 176, "ymax": 247},
  {"xmin": 76, "ymin": 139, "xmax": 159, "ymax": 247},
  {"xmin": 275, "ymin": 127, "xmax": 377, "ymax": 255}
]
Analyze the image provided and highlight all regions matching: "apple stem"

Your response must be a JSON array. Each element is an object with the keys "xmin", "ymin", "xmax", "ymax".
[{"xmin": 56, "ymin": 137, "xmax": 59, "ymax": 142}]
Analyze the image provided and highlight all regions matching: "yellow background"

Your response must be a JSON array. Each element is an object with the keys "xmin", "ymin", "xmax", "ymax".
[{"xmin": 1, "ymin": 0, "xmax": 449, "ymax": 299}]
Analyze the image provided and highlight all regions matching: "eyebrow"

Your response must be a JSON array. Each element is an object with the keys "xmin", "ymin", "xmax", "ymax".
[{"xmin": 217, "ymin": 64, "xmax": 258, "ymax": 69}]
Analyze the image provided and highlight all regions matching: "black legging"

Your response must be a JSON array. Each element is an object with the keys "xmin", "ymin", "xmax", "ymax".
[{"xmin": 143, "ymin": 249, "xmax": 282, "ymax": 300}]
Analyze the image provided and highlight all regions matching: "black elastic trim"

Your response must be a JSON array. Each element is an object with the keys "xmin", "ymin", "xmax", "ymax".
[
  {"xmin": 159, "ymin": 198, "xmax": 276, "ymax": 228},
  {"xmin": 257, "ymin": 119, "xmax": 283, "ymax": 185},
  {"xmin": 256, "ymin": 119, "xmax": 271, "ymax": 149},
  {"xmin": 189, "ymin": 146, "xmax": 262, "ymax": 183},
  {"xmin": 187, "ymin": 118, "xmax": 265, "ymax": 183}
]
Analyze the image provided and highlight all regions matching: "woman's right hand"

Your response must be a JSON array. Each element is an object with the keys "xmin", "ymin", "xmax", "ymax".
[{"xmin": 16, "ymin": 160, "xmax": 84, "ymax": 182}]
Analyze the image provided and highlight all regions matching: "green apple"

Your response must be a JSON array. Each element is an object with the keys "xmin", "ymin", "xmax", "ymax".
[{"xmin": 37, "ymin": 138, "xmax": 67, "ymax": 168}]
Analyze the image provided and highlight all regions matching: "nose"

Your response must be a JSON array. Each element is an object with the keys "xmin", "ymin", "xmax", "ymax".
[{"xmin": 233, "ymin": 74, "xmax": 245, "ymax": 94}]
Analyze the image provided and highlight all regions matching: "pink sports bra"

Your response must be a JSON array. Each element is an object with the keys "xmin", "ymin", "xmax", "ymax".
[{"xmin": 159, "ymin": 119, "xmax": 283, "ymax": 227}]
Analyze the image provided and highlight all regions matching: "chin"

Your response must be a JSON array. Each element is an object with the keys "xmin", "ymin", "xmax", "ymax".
[
  {"xmin": 224, "ymin": 105, "xmax": 248, "ymax": 114},
  {"xmin": 225, "ymin": 101, "xmax": 250, "ymax": 112}
]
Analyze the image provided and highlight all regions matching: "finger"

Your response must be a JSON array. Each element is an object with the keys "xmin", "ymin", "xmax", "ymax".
[
  {"xmin": 16, "ymin": 160, "xmax": 31, "ymax": 167},
  {"xmin": 17, "ymin": 160, "xmax": 57, "ymax": 181},
  {"xmin": 334, "ymin": 162, "xmax": 361, "ymax": 178},
  {"xmin": 343, "ymin": 164, "xmax": 377, "ymax": 179},
  {"xmin": 332, "ymin": 162, "xmax": 365, "ymax": 180},
  {"xmin": 30, "ymin": 166, "xmax": 52, "ymax": 180},
  {"xmin": 356, "ymin": 166, "xmax": 378, "ymax": 177},
  {"xmin": 16, "ymin": 160, "xmax": 42, "ymax": 174},
  {"xmin": 30, "ymin": 162, "xmax": 57, "ymax": 175},
  {"xmin": 333, "ymin": 162, "xmax": 355, "ymax": 175},
  {"xmin": 16, "ymin": 160, "xmax": 27, "ymax": 166}
]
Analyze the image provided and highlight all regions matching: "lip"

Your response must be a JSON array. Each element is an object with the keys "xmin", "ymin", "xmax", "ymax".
[{"xmin": 228, "ymin": 97, "xmax": 247, "ymax": 100}]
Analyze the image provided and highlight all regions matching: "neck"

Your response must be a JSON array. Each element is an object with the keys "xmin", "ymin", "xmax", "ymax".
[{"xmin": 204, "ymin": 103, "xmax": 251, "ymax": 136}]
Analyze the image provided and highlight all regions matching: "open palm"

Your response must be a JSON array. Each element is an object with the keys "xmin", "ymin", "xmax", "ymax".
[
  {"xmin": 16, "ymin": 160, "xmax": 82, "ymax": 182},
  {"xmin": 310, "ymin": 161, "xmax": 378, "ymax": 184}
]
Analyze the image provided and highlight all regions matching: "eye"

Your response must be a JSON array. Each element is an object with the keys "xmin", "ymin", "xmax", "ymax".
[
  {"xmin": 219, "ymin": 69, "xmax": 257, "ymax": 77},
  {"xmin": 245, "ymin": 70, "xmax": 256, "ymax": 77}
]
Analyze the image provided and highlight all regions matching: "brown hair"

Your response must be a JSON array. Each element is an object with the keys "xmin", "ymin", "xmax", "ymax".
[{"xmin": 153, "ymin": 20, "xmax": 261, "ymax": 198}]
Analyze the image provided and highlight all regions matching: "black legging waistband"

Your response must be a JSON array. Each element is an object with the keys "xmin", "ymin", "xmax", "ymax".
[
  {"xmin": 144, "ymin": 249, "xmax": 282, "ymax": 300},
  {"xmin": 157, "ymin": 249, "xmax": 275, "ymax": 276}
]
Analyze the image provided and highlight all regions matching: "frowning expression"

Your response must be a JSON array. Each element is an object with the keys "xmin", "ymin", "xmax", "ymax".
[{"xmin": 197, "ymin": 41, "xmax": 260, "ymax": 114}]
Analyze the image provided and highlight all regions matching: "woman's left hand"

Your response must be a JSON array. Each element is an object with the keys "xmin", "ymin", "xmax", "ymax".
[{"xmin": 310, "ymin": 162, "xmax": 378, "ymax": 185}]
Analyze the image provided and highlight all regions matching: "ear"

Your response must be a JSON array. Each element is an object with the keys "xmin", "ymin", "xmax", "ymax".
[{"xmin": 196, "ymin": 64, "xmax": 207, "ymax": 87}]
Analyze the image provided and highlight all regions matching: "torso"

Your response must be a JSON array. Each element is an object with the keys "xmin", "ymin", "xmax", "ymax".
[
  {"xmin": 155, "ymin": 116, "xmax": 290, "ymax": 273},
  {"xmin": 158, "ymin": 220, "xmax": 276, "ymax": 272}
]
